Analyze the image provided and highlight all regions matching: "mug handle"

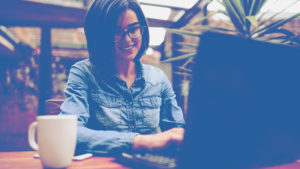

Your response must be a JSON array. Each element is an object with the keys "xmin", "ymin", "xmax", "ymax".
[{"xmin": 28, "ymin": 121, "xmax": 39, "ymax": 150}]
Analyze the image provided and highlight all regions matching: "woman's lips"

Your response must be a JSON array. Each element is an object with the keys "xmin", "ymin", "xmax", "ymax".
[
  {"xmin": 119, "ymin": 43, "xmax": 136, "ymax": 51},
  {"xmin": 121, "ymin": 46, "xmax": 133, "ymax": 50}
]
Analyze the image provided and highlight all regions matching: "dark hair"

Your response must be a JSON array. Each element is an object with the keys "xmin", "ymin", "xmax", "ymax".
[{"xmin": 84, "ymin": 0, "xmax": 149, "ymax": 76}]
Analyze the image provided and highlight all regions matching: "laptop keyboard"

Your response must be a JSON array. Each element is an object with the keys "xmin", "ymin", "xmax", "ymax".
[{"xmin": 121, "ymin": 152, "xmax": 177, "ymax": 169}]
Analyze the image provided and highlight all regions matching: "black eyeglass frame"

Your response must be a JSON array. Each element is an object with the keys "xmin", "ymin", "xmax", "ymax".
[{"xmin": 113, "ymin": 25, "xmax": 146, "ymax": 43}]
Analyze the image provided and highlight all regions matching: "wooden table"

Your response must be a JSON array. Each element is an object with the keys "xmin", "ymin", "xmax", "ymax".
[
  {"xmin": 1, "ymin": 151, "xmax": 300, "ymax": 169},
  {"xmin": 0, "ymin": 151, "xmax": 130, "ymax": 169}
]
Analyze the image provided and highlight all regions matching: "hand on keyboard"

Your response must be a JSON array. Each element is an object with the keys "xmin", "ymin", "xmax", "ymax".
[
  {"xmin": 121, "ymin": 152, "xmax": 177, "ymax": 169},
  {"xmin": 132, "ymin": 128, "xmax": 185, "ymax": 152}
]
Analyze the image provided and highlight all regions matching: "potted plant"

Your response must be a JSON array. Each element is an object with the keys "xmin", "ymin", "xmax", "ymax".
[{"xmin": 164, "ymin": 0, "xmax": 300, "ymax": 112}]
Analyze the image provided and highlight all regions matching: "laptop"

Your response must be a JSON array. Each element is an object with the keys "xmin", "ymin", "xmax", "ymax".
[{"xmin": 121, "ymin": 32, "xmax": 300, "ymax": 169}]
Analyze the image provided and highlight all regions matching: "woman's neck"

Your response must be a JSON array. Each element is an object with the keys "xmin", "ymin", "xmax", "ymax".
[
  {"xmin": 115, "ymin": 60, "xmax": 136, "ymax": 88},
  {"xmin": 115, "ymin": 60, "xmax": 136, "ymax": 78}
]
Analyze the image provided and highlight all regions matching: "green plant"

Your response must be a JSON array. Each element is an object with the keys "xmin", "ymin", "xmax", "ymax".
[
  {"xmin": 164, "ymin": 0, "xmax": 300, "ymax": 112},
  {"xmin": 165, "ymin": 0, "xmax": 300, "ymax": 66}
]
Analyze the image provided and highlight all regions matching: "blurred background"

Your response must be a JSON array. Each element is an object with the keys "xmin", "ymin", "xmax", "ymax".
[{"xmin": 0, "ymin": 0, "xmax": 299, "ymax": 151}]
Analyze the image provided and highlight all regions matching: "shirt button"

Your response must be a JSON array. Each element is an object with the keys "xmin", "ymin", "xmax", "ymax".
[
  {"xmin": 131, "ymin": 125, "xmax": 135, "ymax": 129},
  {"xmin": 129, "ymin": 102, "xmax": 133, "ymax": 105}
]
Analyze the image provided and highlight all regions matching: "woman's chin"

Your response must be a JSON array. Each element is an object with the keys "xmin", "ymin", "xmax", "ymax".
[{"xmin": 116, "ymin": 52, "xmax": 137, "ymax": 62}]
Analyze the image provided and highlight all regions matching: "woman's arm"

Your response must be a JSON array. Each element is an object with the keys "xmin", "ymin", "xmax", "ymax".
[
  {"xmin": 60, "ymin": 64, "xmax": 138, "ymax": 155},
  {"xmin": 159, "ymin": 71, "xmax": 186, "ymax": 131},
  {"xmin": 131, "ymin": 69, "xmax": 186, "ymax": 152}
]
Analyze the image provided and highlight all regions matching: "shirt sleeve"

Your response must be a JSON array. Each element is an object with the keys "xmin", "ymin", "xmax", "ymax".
[
  {"xmin": 60, "ymin": 64, "xmax": 138, "ymax": 155},
  {"xmin": 159, "ymin": 70, "xmax": 185, "ymax": 131}
]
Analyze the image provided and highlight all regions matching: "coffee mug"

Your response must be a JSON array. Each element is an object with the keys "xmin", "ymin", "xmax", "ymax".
[{"xmin": 28, "ymin": 115, "xmax": 77, "ymax": 168}]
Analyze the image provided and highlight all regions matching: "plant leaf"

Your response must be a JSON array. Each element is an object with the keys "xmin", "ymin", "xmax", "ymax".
[
  {"xmin": 246, "ymin": 16, "xmax": 258, "ymax": 27},
  {"xmin": 217, "ymin": 9, "xmax": 229, "ymax": 17},
  {"xmin": 258, "ymin": 28, "xmax": 295, "ymax": 37},
  {"xmin": 162, "ymin": 52, "xmax": 196, "ymax": 63},
  {"xmin": 259, "ymin": 0, "xmax": 300, "ymax": 26},
  {"xmin": 222, "ymin": 0, "xmax": 247, "ymax": 35},
  {"xmin": 257, "ymin": 10, "xmax": 269, "ymax": 22},
  {"xmin": 177, "ymin": 42, "xmax": 199, "ymax": 48},
  {"xmin": 268, "ymin": 35, "xmax": 300, "ymax": 45},
  {"xmin": 166, "ymin": 28, "xmax": 200, "ymax": 37},
  {"xmin": 173, "ymin": 72, "xmax": 192, "ymax": 77},
  {"xmin": 184, "ymin": 11, "xmax": 220, "ymax": 29},
  {"xmin": 195, "ymin": 25, "xmax": 236, "ymax": 32},
  {"xmin": 256, "ymin": 13, "xmax": 300, "ymax": 36},
  {"xmin": 177, "ymin": 66, "xmax": 193, "ymax": 72},
  {"xmin": 250, "ymin": 0, "xmax": 267, "ymax": 15},
  {"xmin": 177, "ymin": 48, "xmax": 197, "ymax": 53},
  {"xmin": 182, "ymin": 57, "xmax": 194, "ymax": 68}
]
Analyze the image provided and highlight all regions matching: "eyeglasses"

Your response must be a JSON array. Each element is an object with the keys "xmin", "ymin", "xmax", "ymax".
[{"xmin": 114, "ymin": 25, "xmax": 145, "ymax": 42}]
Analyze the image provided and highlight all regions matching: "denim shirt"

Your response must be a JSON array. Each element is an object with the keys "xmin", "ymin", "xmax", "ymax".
[{"xmin": 60, "ymin": 59, "xmax": 185, "ymax": 155}]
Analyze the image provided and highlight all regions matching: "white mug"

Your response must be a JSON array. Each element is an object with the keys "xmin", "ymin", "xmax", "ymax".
[{"xmin": 28, "ymin": 115, "xmax": 77, "ymax": 168}]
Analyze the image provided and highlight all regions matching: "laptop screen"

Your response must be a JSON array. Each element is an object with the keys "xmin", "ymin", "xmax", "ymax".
[{"xmin": 179, "ymin": 32, "xmax": 300, "ymax": 169}]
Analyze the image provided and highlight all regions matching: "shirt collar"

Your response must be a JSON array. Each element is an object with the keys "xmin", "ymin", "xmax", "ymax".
[
  {"xmin": 102, "ymin": 60, "xmax": 145, "ymax": 85},
  {"xmin": 135, "ymin": 60, "xmax": 144, "ymax": 80}
]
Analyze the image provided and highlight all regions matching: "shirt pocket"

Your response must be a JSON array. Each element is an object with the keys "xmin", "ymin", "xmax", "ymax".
[
  {"xmin": 139, "ymin": 96, "xmax": 162, "ymax": 128},
  {"xmin": 90, "ymin": 92, "xmax": 123, "ymax": 128}
]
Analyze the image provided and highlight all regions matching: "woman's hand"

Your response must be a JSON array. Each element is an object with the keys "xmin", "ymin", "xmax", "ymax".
[{"xmin": 132, "ymin": 128, "xmax": 185, "ymax": 151}]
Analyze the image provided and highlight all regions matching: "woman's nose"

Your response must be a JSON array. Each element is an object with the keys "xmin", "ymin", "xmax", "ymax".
[{"xmin": 123, "ymin": 33, "xmax": 133, "ymax": 42}]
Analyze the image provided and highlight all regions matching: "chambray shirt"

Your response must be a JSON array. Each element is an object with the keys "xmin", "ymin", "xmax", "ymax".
[{"xmin": 60, "ymin": 59, "xmax": 185, "ymax": 155}]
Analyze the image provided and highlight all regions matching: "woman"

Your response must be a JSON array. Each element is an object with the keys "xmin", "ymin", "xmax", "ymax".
[{"xmin": 60, "ymin": 0, "xmax": 185, "ymax": 155}]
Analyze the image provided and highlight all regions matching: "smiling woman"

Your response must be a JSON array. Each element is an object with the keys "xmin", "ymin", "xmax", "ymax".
[
  {"xmin": 60, "ymin": 0, "xmax": 185, "ymax": 155},
  {"xmin": 83, "ymin": 0, "xmax": 149, "ymax": 77},
  {"xmin": 113, "ymin": 10, "xmax": 143, "ymax": 63}
]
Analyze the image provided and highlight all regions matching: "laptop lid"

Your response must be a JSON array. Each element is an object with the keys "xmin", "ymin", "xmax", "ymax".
[{"xmin": 179, "ymin": 32, "xmax": 300, "ymax": 169}]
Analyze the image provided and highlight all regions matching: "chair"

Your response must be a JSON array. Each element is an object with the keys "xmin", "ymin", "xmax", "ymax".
[{"xmin": 45, "ymin": 99, "xmax": 64, "ymax": 115}]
